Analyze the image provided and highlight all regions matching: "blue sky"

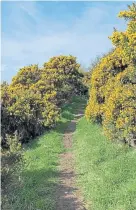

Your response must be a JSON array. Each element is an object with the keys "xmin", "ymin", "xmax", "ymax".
[{"xmin": 1, "ymin": 1, "xmax": 132, "ymax": 82}]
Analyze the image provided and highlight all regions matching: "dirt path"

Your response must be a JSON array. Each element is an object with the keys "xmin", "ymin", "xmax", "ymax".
[{"xmin": 56, "ymin": 108, "xmax": 87, "ymax": 210}]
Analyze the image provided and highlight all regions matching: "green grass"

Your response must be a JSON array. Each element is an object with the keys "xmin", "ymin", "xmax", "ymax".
[
  {"xmin": 3, "ymin": 96, "xmax": 136, "ymax": 210},
  {"xmin": 2, "ymin": 96, "xmax": 87, "ymax": 210},
  {"xmin": 73, "ymin": 117, "xmax": 136, "ymax": 210}
]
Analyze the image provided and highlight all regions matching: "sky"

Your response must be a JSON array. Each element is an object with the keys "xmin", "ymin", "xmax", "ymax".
[{"xmin": 1, "ymin": 1, "xmax": 133, "ymax": 82}]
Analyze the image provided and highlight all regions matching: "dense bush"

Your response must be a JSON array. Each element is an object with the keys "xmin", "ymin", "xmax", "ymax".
[
  {"xmin": 86, "ymin": 3, "xmax": 136, "ymax": 146},
  {"xmin": 1, "ymin": 67, "xmax": 59, "ymax": 146},
  {"xmin": 1, "ymin": 55, "xmax": 86, "ymax": 147},
  {"xmin": 43, "ymin": 55, "xmax": 88, "ymax": 102}
]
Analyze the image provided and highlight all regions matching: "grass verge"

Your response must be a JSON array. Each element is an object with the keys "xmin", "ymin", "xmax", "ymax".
[
  {"xmin": 1, "ymin": 96, "xmax": 87, "ymax": 210},
  {"xmin": 73, "ymin": 117, "xmax": 136, "ymax": 210}
]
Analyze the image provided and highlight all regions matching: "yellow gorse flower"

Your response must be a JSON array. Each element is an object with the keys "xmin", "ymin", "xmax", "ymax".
[{"xmin": 85, "ymin": 3, "xmax": 136, "ymax": 145}]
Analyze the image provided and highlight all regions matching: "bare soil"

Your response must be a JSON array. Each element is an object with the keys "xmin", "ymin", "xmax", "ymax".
[{"xmin": 56, "ymin": 109, "xmax": 87, "ymax": 210}]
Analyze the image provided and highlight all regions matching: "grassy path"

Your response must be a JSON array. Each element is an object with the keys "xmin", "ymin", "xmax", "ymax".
[
  {"xmin": 2, "ymin": 96, "xmax": 87, "ymax": 210},
  {"xmin": 2, "ymin": 128, "xmax": 63, "ymax": 210},
  {"xmin": 3, "ymin": 96, "xmax": 136, "ymax": 210},
  {"xmin": 56, "ymin": 106, "xmax": 86, "ymax": 210}
]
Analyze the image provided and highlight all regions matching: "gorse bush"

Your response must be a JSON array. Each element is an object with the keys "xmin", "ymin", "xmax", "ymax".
[
  {"xmin": 6, "ymin": 133, "xmax": 21, "ymax": 154},
  {"xmin": 81, "ymin": 52, "xmax": 114, "ymax": 95},
  {"xmin": 1, "ymin": 55, "xmax": 86, "ymax": 147},
  {"xmin": 43, "ymin": 55, "xmax": 87, "ymax": 103},
  {"xmin": 86, "ymin": 3, "xmax": 136, "ymax": 146}
]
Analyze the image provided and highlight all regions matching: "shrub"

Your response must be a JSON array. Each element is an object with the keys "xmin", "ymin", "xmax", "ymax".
[
  {"xmin": 1, "ymin": 55, "xmax": 87, "ymax": 147},
  {"xmin": 43, "ymin": 55, "xmax": 87, "ymax": 103},
  {"xmin": 86, "ymin": 3, "xmax": 136, "ymax": 146},
  {"xmin": 6, "ymin": 132, "xmax": 21, "ymax": 154}
]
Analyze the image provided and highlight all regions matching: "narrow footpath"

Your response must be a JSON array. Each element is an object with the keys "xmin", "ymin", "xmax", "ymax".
[{"xmin": 56, "ymin": 107, "xmax": 87, "ymax": 210}]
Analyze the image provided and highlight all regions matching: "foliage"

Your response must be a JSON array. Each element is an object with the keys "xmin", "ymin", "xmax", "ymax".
[
  {"xmin": 85, "ymin": 3, "xmax": 136, "ymax": 146},
  {"xmin": 1, "ymin": 96, "xmax": 86, "ymax": 210},
  {"xmin": 6, "ymin": 133, "xmax": 21, "ymax": 154},
  {"xmin": 82, "ymin": 71, "xmax": 91, "ymax": 90},
  {"xmin": 43, "ymin": 55, "xmax": 87, "ymax": 102},
  {"xmin": 81, "ymin": 53, "xmax": 113, "ymax": 93},
  {"xmin": 1, "ymin": 56, "xmax": 87, "ymax": 147}
]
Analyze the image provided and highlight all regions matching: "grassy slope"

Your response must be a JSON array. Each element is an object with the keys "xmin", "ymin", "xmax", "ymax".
[
  {"xmin": 2, "ymin": 96, "xmax": 86, "ymax": 210},
  {"xmin": 73, "ymin": 117, "xmax": 136, "ymax": 210}
]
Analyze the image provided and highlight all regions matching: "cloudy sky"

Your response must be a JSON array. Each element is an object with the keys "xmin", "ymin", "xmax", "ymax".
[{"xmin": 1, "ymin": 1, "xmax": 132, "ymax": 82}]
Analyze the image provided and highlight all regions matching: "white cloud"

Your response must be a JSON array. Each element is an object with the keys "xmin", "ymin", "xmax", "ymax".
[{"xmin": 1, "ymin": 1, "xmax": 127, "ymax": 82}]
